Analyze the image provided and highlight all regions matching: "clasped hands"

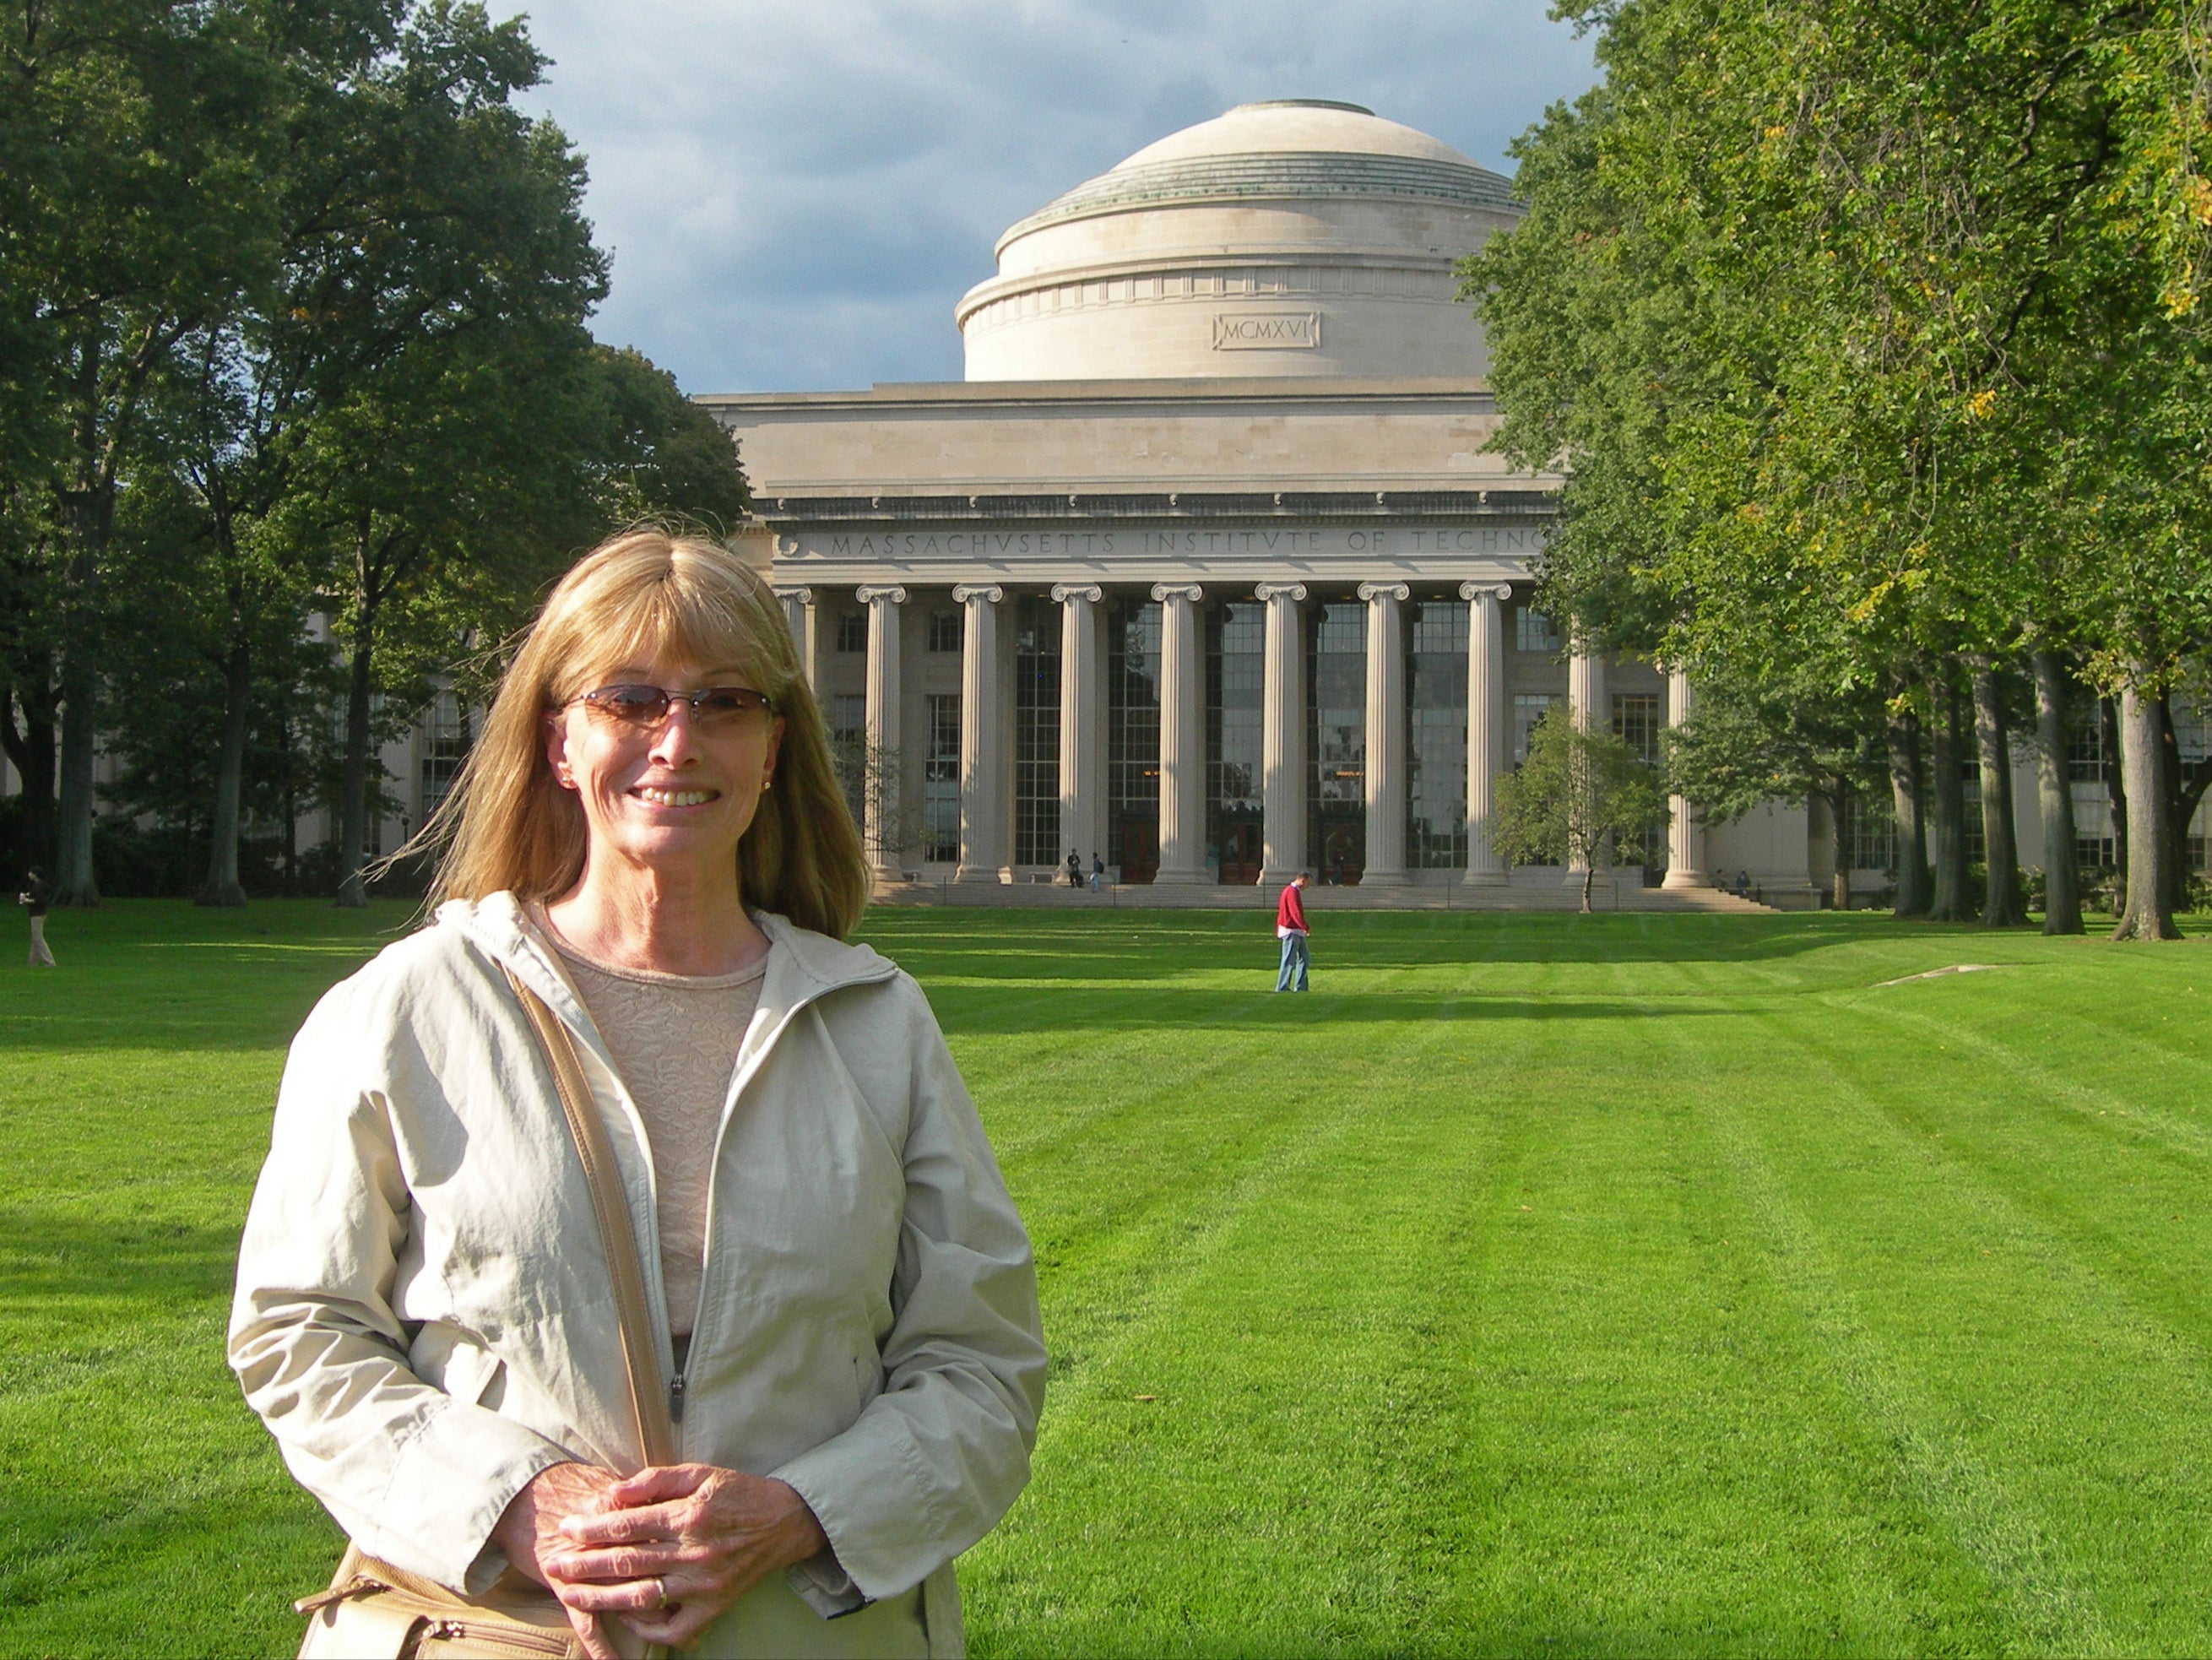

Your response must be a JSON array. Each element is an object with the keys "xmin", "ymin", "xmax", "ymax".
[{"xmin": 494, "ymin": 1459, "xmax": 831, "ymax": 1657}]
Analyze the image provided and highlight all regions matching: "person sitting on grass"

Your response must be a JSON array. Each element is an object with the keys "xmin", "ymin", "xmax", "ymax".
[
  {"xmin": 1275, "ymin": 870, "xmax": 1311, "ymax": 992},
  {"xmin": 230, "ymin": 529, "xmax": 1045, "ymax": 1659}
]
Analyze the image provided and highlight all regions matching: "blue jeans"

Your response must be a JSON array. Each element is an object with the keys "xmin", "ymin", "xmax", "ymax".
[{"xmin": 1275, "ymin": 931, "xmax": 1309, "ymax": 991}]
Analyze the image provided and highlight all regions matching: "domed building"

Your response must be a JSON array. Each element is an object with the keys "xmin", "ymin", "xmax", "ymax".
[
  {"xmin": 702, "ymin": 104, "xmax": 1825, "ymax": 904},
  {"xmin": 956, "ymin": 100, "xmax": 1516, "ymax": 382}
]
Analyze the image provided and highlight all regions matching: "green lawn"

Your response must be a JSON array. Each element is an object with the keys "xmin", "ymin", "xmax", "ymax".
[{"xmin": 3, "ymin": 902, "xmax": 2210, "ymax": 1657}]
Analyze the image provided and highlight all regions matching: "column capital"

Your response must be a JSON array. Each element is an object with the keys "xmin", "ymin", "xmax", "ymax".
[
  {"xmin": 1150, "ymin": 583, "xmax": 1204, "ymax": 605},
  {"xmin": 1255, "ymin": 581, "xmax": 1307, "ymax": 604},
  {"xmin": 1458, "ymin": 581, "xmax": 1514, "ymax": 602},
  {"xmin": 855, "ymin": 584, "xmax": 908, "ymax": 605},
  {"xmin": 951, "ymin": 583, "xmax": 1004, "ymax": 605},
  {"xmin": 1050, "ymin": 583, "xmax": 1103, "ymax": 605},
  {"xmin": 1358, "ymin": 581, "xmax": 1411, "ymax": 604},
  {"xmin": 776, "ymin": 585, "xmax": 816, "ymax": 606}
]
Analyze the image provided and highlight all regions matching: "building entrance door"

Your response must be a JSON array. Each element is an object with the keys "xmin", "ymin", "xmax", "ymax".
[
  {"xmin": 1316, "ymin": 812, "xmax": 1364, "ymax": 886},
  {"xmin": 1217, "ymin": 814, "xmax": 1263, "ymax": 884},
  {"xmin": 1117, "ymin": 816, "xmax": 1158, "ymax": 884}
]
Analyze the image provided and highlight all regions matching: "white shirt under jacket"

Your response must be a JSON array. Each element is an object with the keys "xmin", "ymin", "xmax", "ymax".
[{"xmin": 229, "ymin": 892, "xmax": 1047, "ymax": 1658}]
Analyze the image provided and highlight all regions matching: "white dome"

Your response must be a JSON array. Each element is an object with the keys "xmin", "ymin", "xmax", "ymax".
[
  {"xmin": 1114, "ymin": 100, "xmax": 1482, "ymax": 169},
  {"xmin": 956, "ymin": 101, "xmax": 1517, "ymax": 382}
]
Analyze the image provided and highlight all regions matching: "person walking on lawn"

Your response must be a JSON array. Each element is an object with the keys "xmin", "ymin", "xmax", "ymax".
[
  {"xmin": 19, "ymin": 868, "xmax": 53, "ymax": 968},
  {"xmin": 1275, "ymin": 871, "xmax": 1311, "ymax": 992}
]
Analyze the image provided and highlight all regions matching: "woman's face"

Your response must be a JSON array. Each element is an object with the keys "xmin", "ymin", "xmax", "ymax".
[{"xmin": 545, "ymin": 656, "xmax": 784, "ymax": 883}]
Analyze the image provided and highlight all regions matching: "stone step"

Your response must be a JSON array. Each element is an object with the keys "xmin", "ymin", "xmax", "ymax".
[{"xmin": 871, "ymin": 875, "xmax": 1778, "ymax": 913}]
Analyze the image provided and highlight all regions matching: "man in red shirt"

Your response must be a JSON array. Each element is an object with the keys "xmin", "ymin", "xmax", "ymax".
[{"xmin": 1274, "ymin": 871, "xmax": 1311, "ymax": 991}]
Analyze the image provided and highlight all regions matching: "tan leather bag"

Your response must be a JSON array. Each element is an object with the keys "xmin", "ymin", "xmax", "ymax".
[{"xmin": 294, "ymin": 969, "xmax": 675, "ymax": 1660}]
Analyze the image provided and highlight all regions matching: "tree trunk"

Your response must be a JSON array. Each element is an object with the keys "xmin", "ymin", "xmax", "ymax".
[
  {"xmin": 1889, "ymin": 709, "xmax": 1930, "ymax": 916},
  {"xmin": 280, "ymin": 707, "xmax": 299, "ymax": 896},
  {"xmin": 2104, "ymin": 696, "xmax": 2127, "ymax": 891},
  {"xmin": 336, "ymin": 633, "xmax": 374, "ymax": 909},
  {"xmin": 1970, "ymin": 656, "xmax": 2025, "ymax": 926},
  {"xmin": 1579, "ymin": 860, "xmax": 1594, "ymax": 914},
  {"xmin": 51, "ymin": 438, "xmax": 112, "ymax": 906},
  {"xmin": 198, "ymin": 637, "xmax": 252, "ymax": 907},
  {"xmin": 1806, "ymin": 789, "xmax": 1837, "ymax": 909},
  {"xmin": 2112, "ymin": 678, "xmax": 2178, "ymax": 940},
  {"xmin": 1, "ymin": 681, "xmax": 59, "ymax": 876},
  {"xmin": 1828, "ymin": 781, "xmax": 1851, "ymax": 911},
  {"xmin": 52, "ymin": 571, "xmax": 100, "ymax": 907},
  {"xmin": 2156, "ymin": 700, "xmax": 2207, "ymax": 918},
  {"xmin": 1929, "ymin": 676, "xmax": 1971, "ymax": 920},
  {"xmin": 2030, "ymin": 651, "xmax": 2083, "ymax": 934}
]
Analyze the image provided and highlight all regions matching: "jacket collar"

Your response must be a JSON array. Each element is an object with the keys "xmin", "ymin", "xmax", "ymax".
[{"xmin": 437, "ymin": 892, "xmax": 899, "ymax": 1049}]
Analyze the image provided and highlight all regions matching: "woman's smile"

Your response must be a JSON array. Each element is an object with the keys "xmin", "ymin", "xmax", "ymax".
[{"xmin": 631, "ymin": 783, "xmax": 722, "ymax": 808}]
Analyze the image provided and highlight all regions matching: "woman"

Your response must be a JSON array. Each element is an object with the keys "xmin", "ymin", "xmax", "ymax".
[{"xmin": 230, "ymin": 530, "xmax": 1046, "ymax": 1658}]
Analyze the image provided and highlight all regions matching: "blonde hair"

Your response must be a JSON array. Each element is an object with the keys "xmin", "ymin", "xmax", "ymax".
[{"xmin": 424, "ymin": 529, "xmax": 869, "ymax": 939}]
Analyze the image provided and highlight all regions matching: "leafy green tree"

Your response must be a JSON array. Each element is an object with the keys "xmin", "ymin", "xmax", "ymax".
[
  {"xmin": 259, "ymin": 3, "xmax": 606, "ymax": 906},
  {"xmin": 1491, "ymin": 708, "xmax": 1668, "ymax": 913},
  {"xmin": 1666, "ymin": 677, "xmax": 1887, "ymax": 912},
  {"xmin": 1466, "ymin": 0, "xmax": 2209, "ymax": 943},
  {"xmin": 0, "ymin": 0, "xmax": 320, "ymax": 904}
]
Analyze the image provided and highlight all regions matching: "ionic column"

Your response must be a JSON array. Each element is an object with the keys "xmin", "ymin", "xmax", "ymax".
[
  {"xmin": 855, "ymin": 584, "xmax": 907, "ymax": 882},
  {"xmin": 1257, "ymin": 581, "xmax": 1309, "ymax": 885},
  {"xmin": 1662, "ymin": 667, "xmax": 1709, "ymax": 887},
  {"xmin": 1359, "ymin": 582, "xmax": 1410, "ymax": 884},
  {"xmin": 1461, "ymin": 582, "xmax": 1511, "ymax": 885},
  {"xmin": 777, "ymin": 587, "xmax": 818, "ymax": 690},
  {"xmin": 1565, "ymin": 632, "xmax": 1606, "ymax": 885},
  {"xmin": 1151, "ymin": 583, "xmax": 1209, "ymax": 884},
  {"xmin": 953, "ymin": 583, "xmax": 1005, "ymax": 884},
  {"xmin": 1054, "ymin": 583, "xmax": 1106, "ymax": 875}
]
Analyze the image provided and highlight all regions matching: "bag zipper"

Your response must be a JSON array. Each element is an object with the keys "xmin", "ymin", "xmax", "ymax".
[
  {"xmin": 295, "ymin": 1575, "xmax": 388, "ymax": 1615},
  {"xmin": 421, "ymin": 1616, "xmax": 575, "ymax": 1655}
]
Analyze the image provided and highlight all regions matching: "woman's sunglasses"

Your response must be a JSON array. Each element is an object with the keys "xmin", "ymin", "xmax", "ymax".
[{"xmin": 567, "ymin": 683, "xmax": 776, "ymax": 728}]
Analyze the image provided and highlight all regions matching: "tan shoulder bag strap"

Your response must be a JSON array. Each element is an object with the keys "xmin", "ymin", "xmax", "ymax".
[{"xmin": 502, "ymin": 965, "xmax": 678, "ymax": 1468}]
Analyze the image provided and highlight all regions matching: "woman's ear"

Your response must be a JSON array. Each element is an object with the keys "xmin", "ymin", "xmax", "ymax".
[{"xmin": 545, "ymin": 713, "xmax": 577, "ymax": 789}]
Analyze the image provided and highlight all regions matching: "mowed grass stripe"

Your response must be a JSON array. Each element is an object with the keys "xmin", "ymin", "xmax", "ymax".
[
  {"xmin": 1448, "ymin": 977, "xmax": 2002, "ymax": 1657},
  {"xmin": 7, "ymin": 903, "xmax": 2212, "ymax": 1657},
  {"xmin": 1789, "ymin": 995, "xmax": 2212, "ymax": 1351},
  {"xmin": 964, "ymin": 980, "xmax": 1531, "ymax": 1652},
  {"xmin": 1677, "ymin": 1007, "xmax": 2117, "ymax": 1656},
  {"xmin": 1700, "ymin": 980, "xmax": 2212, "ymax": 1654}
]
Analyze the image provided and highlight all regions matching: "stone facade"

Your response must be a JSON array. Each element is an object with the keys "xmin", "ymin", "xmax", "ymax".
[{"xmin": 698, "ymin": 102, "xmax": 1835, "ymax": 900}]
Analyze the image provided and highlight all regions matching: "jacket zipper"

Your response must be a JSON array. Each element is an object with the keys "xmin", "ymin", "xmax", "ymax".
[{"xmin": 511, "ymin": 925, "xmax": 897, "ymax": 1465}]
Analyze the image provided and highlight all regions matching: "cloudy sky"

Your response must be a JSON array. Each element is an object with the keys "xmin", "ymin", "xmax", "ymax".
[{"xmin": 485, "ymin": 1, "xmax": 1602, "ymax": 395}]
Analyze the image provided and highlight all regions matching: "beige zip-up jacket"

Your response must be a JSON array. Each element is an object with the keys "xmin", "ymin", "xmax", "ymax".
[{"xmin": 230, "ymin": 894, "xmax": 1046, "ymax": 1657}]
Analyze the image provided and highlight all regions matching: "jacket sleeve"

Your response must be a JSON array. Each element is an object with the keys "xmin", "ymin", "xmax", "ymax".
[
  {"xmin": 771, "ymin": 984, "xmax": 1048, "ymax": 1601},
  {"xmin": 228, "ymin": 984, "xmax": 573, "ymax": 1592}
]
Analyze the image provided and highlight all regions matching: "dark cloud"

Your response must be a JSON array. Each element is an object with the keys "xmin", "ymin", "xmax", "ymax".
[{"xmin": 491, "ymin": 1, "xmax": 1599, "ymax": 393}]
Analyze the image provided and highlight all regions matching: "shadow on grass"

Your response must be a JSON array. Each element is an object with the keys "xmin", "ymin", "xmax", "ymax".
[
  {"xmin": 930, "ymin": 988, "xmax": 1743, "ymax": 1034},
  {"xmin": 0, "ymin": 1206, "xmax": 242, "ymax": 1307},
  {"xmin": 863, "ymin": 911, "xmax": 2012, "ymax": 985}
]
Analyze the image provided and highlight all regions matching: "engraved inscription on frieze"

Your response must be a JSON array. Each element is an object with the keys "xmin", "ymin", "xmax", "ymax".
[{"xmin": 1212, "ymin": 312, "xmax": 1320, "ymax": 350}]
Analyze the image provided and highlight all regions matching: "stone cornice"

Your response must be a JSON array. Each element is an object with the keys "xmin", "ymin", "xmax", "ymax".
[
  {"xmin": 755, "ymin": 488, "xmax": 1556, "ymax": 523},
  {"xmin": 698, "ymin": 376, "xmax": 1495, "ymax": 410}
]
